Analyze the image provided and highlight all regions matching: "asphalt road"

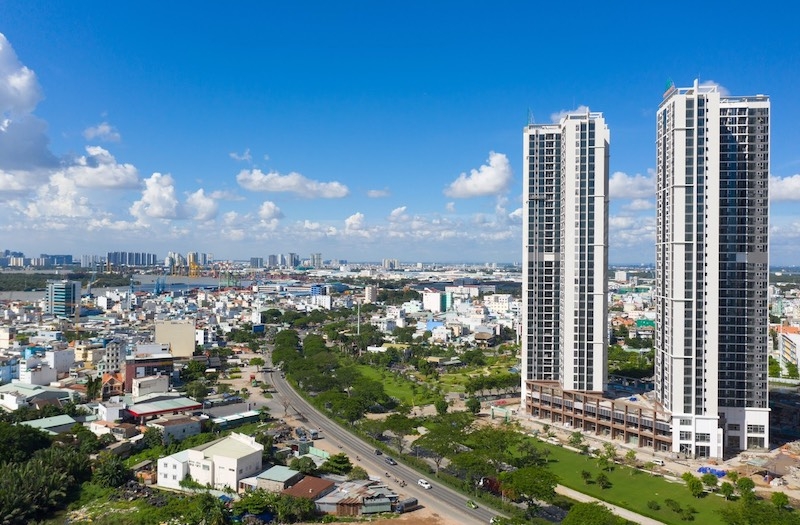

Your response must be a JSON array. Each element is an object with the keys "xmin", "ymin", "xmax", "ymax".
[{"xmin": 262, "ymin": 358, "xmax": 500, "ymax": 525}]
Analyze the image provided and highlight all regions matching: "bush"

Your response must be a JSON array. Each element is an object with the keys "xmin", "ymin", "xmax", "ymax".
[
  {"xmin": 647, "ymin": 500, "xmax": 660, "ymax": 510},
  {"xmin": 665, "ymin": 498, "xmax": 682, "ymax": 512},
  {"xmin": 680, "ymin": 508, "xmax": 695, "ymax": 521}
]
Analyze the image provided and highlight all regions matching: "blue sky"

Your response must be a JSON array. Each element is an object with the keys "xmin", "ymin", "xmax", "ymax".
[{"xmin": 1, "ymin": 2, "xmax": 799, "ymax": 265}]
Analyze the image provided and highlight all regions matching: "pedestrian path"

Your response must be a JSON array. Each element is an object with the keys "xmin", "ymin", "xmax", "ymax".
[{"xmin": 556, "ymin": 484, "xmax": 665, "ymax": 525}]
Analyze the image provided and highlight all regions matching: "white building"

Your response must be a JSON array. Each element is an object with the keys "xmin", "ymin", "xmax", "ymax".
[
  {"xmin": 522, "ymin": 109, "xmax": 609, "ymax": 394},
  {"xmin": 157, "ymin": 432, "xmax": 263, "ymax": 491},
  {"xmin": 155, "ymin": 318, "xmax": 196, "ymax": 358},
  {"xmin": 654, "ymin": 80, "xmax": 770, "ymax": 458},
  {"xmin": 132, "ymin": 375, "xmax": 170, "ymax": 399},
  {"xmin": 18, "ymin": 358, "xmax": 58, "ymax": 386},
  {"xmin": 364, "ymin": 285, "xmax": 378, "ymax": 304},
  {"xmin": 45, "ymin": 348, "xmax": 75, "ymax": 377},
  {"xmin": 97, "ymin": 340, "xmax": 125, "ymax": 375}
]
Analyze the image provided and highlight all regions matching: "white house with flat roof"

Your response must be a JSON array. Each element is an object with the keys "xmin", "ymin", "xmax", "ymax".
[{"xmin": 157, "ymin": 432, "xmax": 262, "ymax": 491}]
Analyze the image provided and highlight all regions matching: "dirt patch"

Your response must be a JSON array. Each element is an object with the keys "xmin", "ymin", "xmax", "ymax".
[{"xmin": 298, "ymin": 508, "xmax": 460, "ymax": 525}]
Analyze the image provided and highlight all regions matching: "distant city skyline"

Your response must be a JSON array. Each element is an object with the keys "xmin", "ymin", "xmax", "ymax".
[{"xmin": 1, "ymin": 3, "xmax": 799, "ymax": 264}]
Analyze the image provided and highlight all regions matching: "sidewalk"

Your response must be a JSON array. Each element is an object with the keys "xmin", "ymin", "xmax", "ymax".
[{"xmin": 556, "ymin": 485, "xmax": 665, "ymax": 525}]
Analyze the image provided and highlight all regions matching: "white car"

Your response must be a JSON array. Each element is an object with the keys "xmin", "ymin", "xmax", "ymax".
[{"xmin": 417, "ymin": 479, "xmax": 432, "ymax": 489}]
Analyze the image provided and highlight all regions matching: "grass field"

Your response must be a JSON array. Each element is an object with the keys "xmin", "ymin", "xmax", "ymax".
[
  {"xmin": 356, "ymin": 365, "xmax": 437, "ymax": 406},
  {"xmin": 536, "ymin": 440, "xmax": 731, "ymax": 525}
]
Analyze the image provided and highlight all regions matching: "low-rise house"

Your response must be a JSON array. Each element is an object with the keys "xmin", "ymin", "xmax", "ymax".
[
  {"xmin": 147, "ymin": 414, "xmax": 202, "ymax": 443},
  {"xmin": 315, "ymin": 480, "xmax": 397, "ymax": 517},
  {"xmin": 20, "ymin": 414, "xmax": 77, "ymax": 435},
  {"xmin": 281, "ymin": 475, "xmax": 335, "ymax": 500},
  {"xmin": 254, "ymin": 465, "xmax": 303, "ymax": 492},
  {"xmin": 157, "ymin": 432, "xmax": 262, "ymax": 492}
]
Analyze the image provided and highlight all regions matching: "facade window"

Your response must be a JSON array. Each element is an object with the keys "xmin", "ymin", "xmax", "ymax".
[
  {"xmin": 679, "ymin": 431, "xmax": 692, "ymax": 441},
  {"xmin": 696, "ymin": 433, "xmax": 710, "ymax": 442},
  {"xmin": 679, "ymin": 419, "xmax": 692, "ymax": 426},
  {"xmin": 728, "ymin": 424, "xmax": 740, "ymax": 431},
  {"xmin": 746, "ymin": 425, "xmax": 765, "ymax": 434}
]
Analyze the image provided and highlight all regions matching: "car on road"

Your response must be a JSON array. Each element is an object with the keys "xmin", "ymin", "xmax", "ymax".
[
  {"xmin": 374, "ymin": 449, "xmax": 383, "ymax": 455},
  {"xmin": 466, "ymin": 500, "xmax": 478, "ymax": 509},
  {"xmin": 384, "ymin": 457, "xmax": 397, "ymax": 465},
  {"xmin": 417, "ymin": 479, "xmax": 432, "ymax": 489}
]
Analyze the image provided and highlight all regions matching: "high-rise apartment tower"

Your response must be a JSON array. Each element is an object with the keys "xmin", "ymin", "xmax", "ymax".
[
  {"xmin": 655, "ymin": 80, "xmax": 770, "ymax": 458},
  {"xmin": 522, "ymin": 109, "xmax": 610, "ymax": 395}
]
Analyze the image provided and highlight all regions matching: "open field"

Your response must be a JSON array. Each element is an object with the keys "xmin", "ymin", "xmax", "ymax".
[{"xmin": 536, "ymin": 440, "xmax": 730, "ymax": 525}]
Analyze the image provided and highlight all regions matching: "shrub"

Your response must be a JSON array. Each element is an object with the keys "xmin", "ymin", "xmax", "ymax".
[
  {"xmin": 647, "ymin": 500, "xmax": 660, "ymax": 510},
  {"xmin": 665, "ymin": 498, "xmax": 682, "ymax": 512}
]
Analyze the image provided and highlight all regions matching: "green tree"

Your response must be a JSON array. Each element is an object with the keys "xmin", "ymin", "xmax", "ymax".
[
  {"xmin": 348, "ymin": 465, "xmax": 369, "ymax": 480},
  {"xmin": 250, "ymin": 357, "xmax": 265, "ymax": 367},
  {"xmin": 383, "ymin": 413, "xmax": 418, "ymax": 453},
  {"xmin": 769, "ymin": 356, "xmax": 782, "ymax": 377},
  {"xmin": 181, "ymin": 359, "xmax": 208, "ymax": 382},
  {"xmin": 701, "ymin": 472, "xmax": 719, "ymax": 491},
  {"xmin": 320, "ymin": 452, "xmax": 353, "ymax": 475},
  {"xmin": 562, "ymin": 502, "xmax": 622, "ymax": 525},
  {"xmin": 568, "ymin": 431, "xmax": 584, "ymax": 448},
  {"xmin": 719, "ymin": 481, "xmax": 735, "ymax": 500},
  {"xmin": 685, "ymin": 475, "xmax": 704, "ymax": 498},
  {"xmin": 581, "ymin": 470, "xmax": 592, "ymax": 484},
  {"xmin": 143, "ymin": 427, "xmax": 164, "ymax": 448},
  {"xmin": 772, "ymin": 491, "xmax": 790, "ymax": 509},
  {"xmin": 465, "ymin": 397, "xmax": 481, "ymax": 414},
  {"xmin": 736, "ymin": 476, "xmax": 755, "ymax": 496},
  {"xmin": 289, "ymin": 456, "xmax": 318, "ymax": 475},
  {"xmin": 596, "ymin": 472, "xmax": 611, "ymax": 489},
  {"xmin": 92, "ymin": 452, "xmax": 131, "ymax": 488},
  {"xmin": 499, "ymin": 466, "xmax": 558, "ymax": 505},
  {"xmin": 0, "ymin": 422, "xmax": 51, "ymax": 463},
  {"xmin": 788, "ymin": 363, "xmax": 800, "ymax": 379},
  {"xmin": 85, "ymin": 375, "xmax": 102, "ymax": 400},
  {"xmin": 624, "ymin": 449, "xmax": 637, "ymax": 473},
  {"xmin": 434, "ymin": 397, "xmax": 449, "ymax": 415},
  {"xmin": 185, "ymin": 380, "xmax": 209, "ymax": 401}
]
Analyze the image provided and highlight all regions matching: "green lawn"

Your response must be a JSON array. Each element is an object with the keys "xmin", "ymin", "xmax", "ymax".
[
  {"xmin": 356, "ymin": 365, "xmax": 436, "ymax": 406},
  {"xmin": 536, "ymin": 441, "xmax": 731, "ymax": 525}
]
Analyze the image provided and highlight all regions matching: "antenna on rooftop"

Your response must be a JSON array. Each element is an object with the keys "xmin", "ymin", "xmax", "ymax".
[{"xmin": 527, "ymin": 107, "xmax": 535, "ymax": 125}]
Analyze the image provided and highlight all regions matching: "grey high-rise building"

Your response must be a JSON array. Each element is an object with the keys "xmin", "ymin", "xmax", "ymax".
[
  {"xmin": 654, "ymin": 80, "xmax": 770, "ymax": 458},
  {"xmin": 522, "ymin": 109, "xmax": 610, "ymax": 395}
]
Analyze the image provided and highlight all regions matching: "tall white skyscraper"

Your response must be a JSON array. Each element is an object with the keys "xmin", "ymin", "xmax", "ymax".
[
  {"xmin": 522, "ymin": 109, "xmax": 609, "ymax": 395},
  {"xmin": 655, "ymin": 80, "xmax": 770, "ymax": 458}
]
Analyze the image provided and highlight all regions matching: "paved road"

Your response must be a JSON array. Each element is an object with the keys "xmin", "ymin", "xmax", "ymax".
[
  {"xmin": 257, "ymin": 354, "xmax": 499, "ymax": 525},
  {"xmin": 230, "ymin": 354, "xmax": 662, "ymax": 525}
]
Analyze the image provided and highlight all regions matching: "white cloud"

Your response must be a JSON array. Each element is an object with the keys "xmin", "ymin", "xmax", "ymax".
[
  {"xmin": 699, "ymin": 80, "xmax": 729, "ymax": 96},
  {"xmin": 445, "ymin": 202, "xmax": 455, "ymax": 213},
  {"xmin": 209, "ymin": 189, "xmax": 244, "ymax": 200},
  {"xmin": 444, "ymin": 151, "xmax": 512, "ymax": 198},
  {"xmin": 388, "ymin": 206, "xmax": 408, "ymax": 222},
  {"xmin": 237, "ymin": 168, "xmax": 349, "ymax": 198},
  {"xmin": 186, "ymin": 189, "xmax": 218, "ymax": 221},
  {"xmin": 550, "ymin": 105, "xmax": 590, "ymax": 123},
  {"xmin": 609, "ymin": 170, "xmax": 655, "ymax": 199},
  {"xmin": 0, "ymin": 34, "xmax": 57, "ymax": 173},
  {"xmin": 345, "ymin": 212, "xmax": 365, "ymax": 231},
  {"xmin": 770, "ymin": 174, "xmax": 800, "ymax": 201},
  {"xmin": 22, "ymin": 172, "xmax": 93, "ymax": 219},
  {"xmin": 0, "ymin": 33, "xmax": 42, "ymax": 115},
  {"xmin": 229, "ymin": 148, "xmax": 252, "ymax": 162},
  {"xmin": 129, "ymin": 173, "xmax": 180, "ymax": 221},
  {"xmin": 624, "ymin": 198, "xmax": 655, "ymax": 211},
  {"xmin": 508, "ymin": 207, "xmax": 522, "ymax": 221},
  {"xmin": 609, "ymin": 214, "xmax": 656, "ymax": 250},
  {"xmin": 67, "ymin": 146, "xmax": 139, "ymax": 189},
  {"xmin": 222, "ymin": 211, "xmax": 239, "ymax": 226},
  {"xmin": 83, "ymin": 121, "xmax": 121, "ymax": 142},
  {"xmin": 367, "ymin": 188, "xmax": 390, "ymax": 198},
  {"xmin": 257, "ymin": 200, "xmax": 283, "ymax": 220}
]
